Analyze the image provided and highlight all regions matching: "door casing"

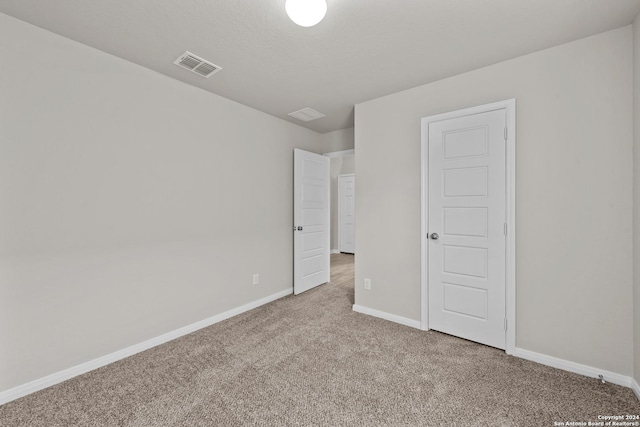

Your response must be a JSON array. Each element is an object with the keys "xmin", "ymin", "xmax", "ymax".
[{"xmin": 420, "ymin": 99, "xmax": 516, "ymax": 355}]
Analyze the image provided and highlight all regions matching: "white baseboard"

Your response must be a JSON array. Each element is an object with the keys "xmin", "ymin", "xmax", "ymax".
[
  {"xmin": 0, "ymin": 288, "xmax": 293, "ymax": 406},
  {"xmin": 352, "ymin": 304, "xmax": 421, "ymax": 329},
  {"xmin": 331, "ymin": 249, "xmax": 340, "ymax": 254},
  {"xmin": 513, "ymin": 348, "xmax": 636, "ymax": 393},
  {"xmin": 632, "ymin": 378, "xmax": 640, "ymax": 401}
]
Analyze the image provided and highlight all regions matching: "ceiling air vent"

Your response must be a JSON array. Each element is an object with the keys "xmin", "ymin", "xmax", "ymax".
[
  {"xmin": 288, "ymin": 107, "xmax": 325, "ymax": 122},
  {"xmin": 173, "ymin": 51, "xmax": 222, "ymax": 78}
]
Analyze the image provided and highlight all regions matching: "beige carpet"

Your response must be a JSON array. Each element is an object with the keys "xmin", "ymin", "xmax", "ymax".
[{"xmin": 1, "ymin": 253, "xmax": 638, "ymax": 426}]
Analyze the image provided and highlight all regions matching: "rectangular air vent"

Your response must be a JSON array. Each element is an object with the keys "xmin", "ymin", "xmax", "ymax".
[
  {"xmin": 288, "ymin": 107, "xmax": 326, "ymax": 122},
  {"xmin": 173, "ymin": 51, "xmax": 222, "ymax": 78}
]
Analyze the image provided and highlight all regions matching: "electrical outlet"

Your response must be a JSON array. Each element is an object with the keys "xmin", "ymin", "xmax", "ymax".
[
  {"xmin": 252, "ymin": 274, "xmax": 259, "ymax": 285},
  {"xmin": 364, "ymin": 278, "xmax": 371, "ymax": 290}
]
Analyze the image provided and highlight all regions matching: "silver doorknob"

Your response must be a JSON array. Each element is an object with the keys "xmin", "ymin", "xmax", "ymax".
[{"xmin": 430, "ymin": 233, "xmax": 439, "ymax": 240}]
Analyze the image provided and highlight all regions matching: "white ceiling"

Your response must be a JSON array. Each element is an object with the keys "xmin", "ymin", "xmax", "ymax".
[{"xmin": 1, "ymin": 0, "xmax": 639, "ymax": 133}]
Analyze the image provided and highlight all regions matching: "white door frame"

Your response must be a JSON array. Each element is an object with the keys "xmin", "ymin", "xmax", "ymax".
[{"xmin": 420, "ymin": 99, "xmax": 516, "ymax": 355}]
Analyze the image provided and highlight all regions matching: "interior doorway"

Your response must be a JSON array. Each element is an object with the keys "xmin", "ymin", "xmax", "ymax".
[
  {"xmin": 421, "ymin": 99, "xmax": 516, "ymax": 354},
  {"xmin": 325, "ymin": 149, "xmax": 355, "ymax": 254},
  {"xmin": 325, "ymin": 149, "xmax": 356, "ymax": 296}
]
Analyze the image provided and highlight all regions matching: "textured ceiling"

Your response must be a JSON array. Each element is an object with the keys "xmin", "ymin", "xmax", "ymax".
[{"xmin": 1, "ymin": 0, "xmax": 639, "ymax": 133}]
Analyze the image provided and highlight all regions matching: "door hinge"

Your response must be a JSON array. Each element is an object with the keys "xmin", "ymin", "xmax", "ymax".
[
  {"xmin": 504, "ymin": 127, "xmax": 508, "ymax": 140},
  {"xmin": 504, "ymin": 318, "xmax": 507, "ymax": 331},
  {"xmin": 504, "ymin": 223, "xmax": 507, "ymax": 235}
]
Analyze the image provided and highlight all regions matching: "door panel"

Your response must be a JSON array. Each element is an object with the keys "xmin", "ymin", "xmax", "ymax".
[
  {"xmin": 428, "ymin": 109, "xmax": 506, "ymax": 349},
  {"xmin": 294, "ymin": 149, "xmax": 330, "ymax": 295},
  {"xmin": 443, "ymin": 126, "xmax": 488, "ymax": 159},
  {"xmin": 443, "ymin": 207, "xmax": 488, "ymax": 237},
  {"xmin": 443, "ymin": 283, "xmax": 488, "ymax": 320},
  {"xmin": 442, "ymin": 245, "xmax": 488, "ymax": 278},
  {"xmin": 338, "ymin": 174, "xmax": 355, "ymax": 254},
  {"xmin": 442, "ymin": 167, "xmax": 488, "ymax": 197}
]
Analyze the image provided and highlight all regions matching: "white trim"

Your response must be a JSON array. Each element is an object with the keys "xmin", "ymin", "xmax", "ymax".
[
  {"xmin": 514, "ymin": 348, "xmax": 636, "ymax": 390},
  {"xmin": 0, "ymin": 288, "xmax": 293, "ymax": 406},
  {"xmin": 632, "ymin": 378, "xmax": 640, "ymax": 401},
  {"xmin": 352, "ymin": 304, "xmax": 421, "ymax": 329},
  {"xmin": 420, "ymin": 117, "xmax": 428, "ymax": 331},
  {"xmin": 331, "ymin": 249, "xmax": 340, "ymax": 254},
  {"xmin": 420, "ymin": 99, "xmax": 516, "ymax": 355},
  {"xmin": 323, "ymin": 149, "xmax": 354, "ymax": 158},
  {"xmin": 505, "ymin": 99, "xmax": 517, "ymax": 355}
]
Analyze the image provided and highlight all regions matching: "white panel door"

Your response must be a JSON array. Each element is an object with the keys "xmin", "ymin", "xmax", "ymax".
[
  {"xmin": 294, "ymin": 149, "xmax": 330, "ymax": 295},
  {"xmin": 338, "ymin": 174, "xmax": 355, "ymax": 254},
  {"xmin": 428, "ymin": 109, "xmax": 507, "ymax": 349}
]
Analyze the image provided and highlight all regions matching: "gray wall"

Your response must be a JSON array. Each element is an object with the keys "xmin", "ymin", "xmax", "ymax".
[
  {"xmin": 320, "ymin": 127, "xmax": 355, "ymax": 153},
  {"xmin": 355, "ymin": 27, "xmax": 634, "ymax": 376},
  {"xmin": 0, "ymin": 13, "xmax": 323, "ymax": 392},
  {"xmin": 634, "ymin": 13, "xmax": 640, "ymax": 387}
]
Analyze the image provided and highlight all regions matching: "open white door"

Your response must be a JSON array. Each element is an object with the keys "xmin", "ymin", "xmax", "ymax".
[
  {"xmin": 338, "ymin": 174, "xmax": 355, "ymax": 254},
  {"xmin": 427, "ymin": 108, "xmax": 507, "ymax": 350},
  {"xmin": 294, "ymin": 149, "xmax": 330, "ymax": 295}
]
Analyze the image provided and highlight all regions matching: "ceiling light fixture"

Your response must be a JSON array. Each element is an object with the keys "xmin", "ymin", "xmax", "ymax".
[{"xmin": 285, "ymin": 0, "xmax": 327, "ymax": 27}]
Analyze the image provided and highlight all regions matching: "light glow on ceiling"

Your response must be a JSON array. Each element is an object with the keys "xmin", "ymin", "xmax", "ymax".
[{"xmin": 285, "ymin": 0, "xmax": 327, "ymax": 27}]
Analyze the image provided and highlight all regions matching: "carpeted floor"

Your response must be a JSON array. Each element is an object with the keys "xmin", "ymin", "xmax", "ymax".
[{"xmin": 1, "ymin": 253, "xmax": 638, "ymax": 426}]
